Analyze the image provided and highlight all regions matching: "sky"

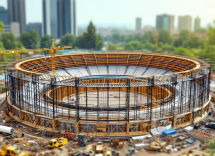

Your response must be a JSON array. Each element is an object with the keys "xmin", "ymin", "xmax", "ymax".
[{"xmin": 1, "ymin": 0, "xmax": 215, "ymax": 29}]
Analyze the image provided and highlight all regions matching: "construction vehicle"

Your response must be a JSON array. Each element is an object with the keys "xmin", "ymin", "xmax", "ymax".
[
  {"xmin": 105, "ymin": 151, "xmax": 112, "ymax": 156},
  {"xmin": 79, "ymin": 133, "xmax": 88, "ymax": 147},
  {"xmin": 0, "ymin": 144, "xmax": 27, "ymax": 156},
  {"xmin": 63, "ymin": 130, "xmax": 74, "ymax": 140},
  {"xmin": 47, "ymin": 137, "xmax": 68, "ymax": 149}
]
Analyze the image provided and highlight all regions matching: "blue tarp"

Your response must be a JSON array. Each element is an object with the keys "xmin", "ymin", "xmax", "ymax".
[{"xmin": 162, "ymin": 129, "xmax": 176, "ymax": 136}]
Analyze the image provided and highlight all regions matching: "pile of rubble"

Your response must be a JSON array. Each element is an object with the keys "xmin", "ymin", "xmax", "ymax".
[
  {"xmin": 141, "ymin": 134, "xmax": 197, "ymax": 154},
  {"xmin": 190, "ymin": 130, "xmax": 213, "ymax": 140}
]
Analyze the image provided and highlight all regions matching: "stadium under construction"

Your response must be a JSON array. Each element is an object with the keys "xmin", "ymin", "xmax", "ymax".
[{"xmin": 5, "ymin": 52, "xmax": 211, "ymax": 136}]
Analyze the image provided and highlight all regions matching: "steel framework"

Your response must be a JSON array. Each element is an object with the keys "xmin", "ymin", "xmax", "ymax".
[{"xmin": 5, "ymin": 52, "xmax": 211, "ymax": 136}]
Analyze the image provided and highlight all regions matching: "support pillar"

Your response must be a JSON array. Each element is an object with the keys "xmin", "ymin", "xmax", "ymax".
[
  {"xmin": 107, "ymin": 80, "xmax": 109, "ymax": 122},
  {"xmin": 75, "ymin": 78, "xmax": 79, "ymax": 122},
  {"xmin": 147, "ymin": 77, "xmax": 154, "ymax": 120},
  {"xmin": 86, "ymin": 87, "xmax": 88, "ymax": 121},
  {"xmin": 170, "ymin": 75, "xmax": 177, "ymax": 127},
  {"xmin": 97, "ymin": 87, "xmax": 99, "ymax": 121},
  {"xmin": 51, "ymin": 77, "xmax": 56, "ymax": 119},
  {"xmin": 126, "ymin": 79, "xmax": 130, "ymax": 122}
]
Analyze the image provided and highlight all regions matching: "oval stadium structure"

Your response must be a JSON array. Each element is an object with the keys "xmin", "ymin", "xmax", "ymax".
[{"xmin": 6, "ymin": 52, "xmax": 211, "ymax": 136}]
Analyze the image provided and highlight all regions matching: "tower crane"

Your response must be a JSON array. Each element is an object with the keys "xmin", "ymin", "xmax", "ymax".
[{"xmin": 0, "ymin": 39, "xmax": 73, "ymax": 76}]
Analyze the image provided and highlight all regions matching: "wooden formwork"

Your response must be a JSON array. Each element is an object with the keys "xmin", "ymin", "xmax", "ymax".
[{"xmin": 6, "ymin": 98, "xmax": 210, "ymax": 137}]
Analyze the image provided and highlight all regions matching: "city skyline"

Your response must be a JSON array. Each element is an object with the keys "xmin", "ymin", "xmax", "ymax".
[{"xmin": 1, "ymin": 0, "xmax": 214, "ymax": 28}]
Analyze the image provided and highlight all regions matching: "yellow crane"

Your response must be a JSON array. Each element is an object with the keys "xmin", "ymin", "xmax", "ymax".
[{"xmin": 0, "ymin": 39, "xmax": 73, "ymax": 76}]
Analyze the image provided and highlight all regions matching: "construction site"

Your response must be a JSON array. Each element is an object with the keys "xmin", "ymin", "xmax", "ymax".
[{"xmin": 0, "ymin": 40, "xmax": 214, "ymax": 156}]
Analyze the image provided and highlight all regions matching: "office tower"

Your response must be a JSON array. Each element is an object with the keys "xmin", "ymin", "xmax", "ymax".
[
  {"xmin": 57, "ymin": 0, "xmax": 77, "ymax": 37},
  {"xmin": 178, "ymin": 15, "xmax": 192, "ymax": 32},
  {"xmin": 42, "ymin": 0, "xmax": 58, "ymax": 39},
  {"xmin": 0, "ymin": 6, "xmax": 8, "ymax": 25},
  {"xmin": 194, "ymin": 17, "xmax": 201, "ymax": 31},
  {"xmin": 11, "ymin": 22, "xmax": 20, "ymax": 37},
  {"xmin": 156, "ymin": 14, "xmax": 174, "ymax": 34},
  {"xmin": 7, "ymin": 0, "xmax": 26, "ymax": 34},
  {"xmin": 27, "ymin": 23, "xmax": 42, "ymax": 37},
  {"xmin": 135, "ymin": 17, "xmax": 142, "ymax": 33}
]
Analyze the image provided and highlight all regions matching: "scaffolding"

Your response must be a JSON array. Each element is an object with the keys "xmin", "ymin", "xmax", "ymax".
[{"xmin": 5, "ymin": 53, "xmax": 211, "ymax": 136}]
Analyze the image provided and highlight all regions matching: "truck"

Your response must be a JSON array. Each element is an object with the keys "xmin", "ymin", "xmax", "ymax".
[
  {"xmin": 47, "ymin": 137, "xmax": 68, "ymax": 149},
  {"xmin": 205, "ymin": 122, "xmax": 215, "ymax": 129},
  {"xmin": 0, "ymin": 145, "xmax": 27, "ymax": 156}
]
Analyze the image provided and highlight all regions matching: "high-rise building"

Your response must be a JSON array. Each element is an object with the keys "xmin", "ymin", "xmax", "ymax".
[
  {"xmin": 178, "ymin": 15, "xmax": 192, "ymax": 32},
  {"xmin": 135, "ymin": 17, "xmax": 142, "ymax": 33},
  {"xmin": 11, "ymin": 22, "xmax": 20, "ymax": 37},
  {"xmin": 2, "ymin": 22, "xmax": 20, "ymax": 37},
  {"xmin": 57, "ymin": 0, "xmax": 77, "ymax": 37},
  {"xmin": 27, "ymin": 23, "xmax": 42, "ymax": 37},
  {"xmin": 42, "ymin": 0, "xmax": 58, "ymax": 39},
  {"xmin": 0, "ymin": 6, "xmax": 8, "ymax": 25},
  {"xmin": 7, "ymin": 0, "xmax": 26, "ymax": 34},
  {"xmin": 156, "ymin": 14, "xmax": 174, "ymax": 34},
  {"xmin": 194, "ymin": 17, "xmax": 201, "ymax": 31}
]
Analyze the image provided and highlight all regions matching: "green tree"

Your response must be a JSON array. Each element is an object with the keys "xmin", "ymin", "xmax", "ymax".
[
  {"xmin": 205, "ymin": 139, "xmax": 215, "ymax": 156},
  {"xmin": 183, "ymin": 33, "xmax": 204, "ymax": 48},
  {"xmin": 60, "ymin": 33, "xmax": 76, "ymax": 47},
  {"xmin": 142, "ymin": 31, "xmax": 154, "ymax": 43},
  {"xmin": 207, "ymin": 21, "xmax": 215, "ymax": 46},
  {"xmin": 173, "ymin": 47, "xmax": 195, "ymax": 57},
  {"xmin": 83, "ymin": 21, "xmax": 97, "ymax": 49},
  {"xmin": 76, "ymin": 34, "xmax": 85, "ymax": 48},
  {"xmin": 111, "ymin": 33, "xmax": 122, "ymax": 43},
  {"xmin": 0, "ymin": 41, "xmax": 4, "ymax": 50},
  {"xmin": 124, "ymin": 43, "xmax": 135, "ymax": 51},
  {"xmin": 158, "ymin": 29, "xmax": 173, "ymax": 45},
  {"xmin": 194, "ymin": 28, "xmax": 207, "ymax": 33},
  {"xmin": 83, "ymin": 21, "xmax": 104, "ymax": 50},
  {"xmin": 0, "ymin": 41, "xmax": 5, "ymax": 61},
  {"xmin": 123, "ymin": 41, "xmax": 142, "ymax": 51},
  {"xmin": 162, "ymin": 44, "xmax": 175, "ymax": 52},
  {"xmin": 142, "ymin": 42, "xmax": 154, "ymax": 51},
  {"xmin": 198, "ymin": 21, "xmax": 215, "ymax": 70},
  {"xmin": 1, "ymin": 32, "xmax": 17, "ymax": 49},
  {"xmin": 0, "ymin": 22, "xmax": 3, "ymax": 32},
  {"xmin": 174, "ymin": 30, "xmax": 190, "ymax": 47},
  {"xmin": 95, "ymin": 34, "xmax": 104, "ymax": 50},
  {"xmin": 40, "ymin": 34, "xmax": 53, "ymax": 48},
  {"xmin": 107, "ymin": 44, "xmax": 119, "ymax": 51},
  {"xmin": 20, "ymin": 30, "xmax": 40, "ymax": 48}
]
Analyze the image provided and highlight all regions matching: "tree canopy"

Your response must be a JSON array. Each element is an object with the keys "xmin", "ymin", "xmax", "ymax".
[
  {"xmin": 158, "ymin": 29, "xmax": 173, "ymax": 45},
  {"xmin": 82, "ymin": 21, "xmax": 103, "ymax": 50},
  {"xmin": 142, "ymin": 31, "xmax": 154, "ymax": 43},
  {"xmin": 194, "ymin": 28, "xmax": 207, "ymax": 33},
  {"xmin": 40, "ymin": 34, "xmax": 53, "ymax": 48},
  {"xmin": 60, "ymin": 33, "xmax": 76, "ymax": 47},
  {"xmin": 107, "ymin": 44, "xmax": 119, "ymax": 51},
  {"xmin": 1, "ymin": 32, "xmax": 17, "ymax": 50},
  {"xmin": 0, "ymin": 22, "xmax": 3, "ymax": 32},
  {"xmin": 19, "ymin": 30, "xmax": 40, "ymax": 48}
]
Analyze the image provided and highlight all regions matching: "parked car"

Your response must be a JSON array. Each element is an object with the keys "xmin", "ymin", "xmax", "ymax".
[{"xmin": 205, "ymin": 122, "xmax": 215, "ymax": 129}]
